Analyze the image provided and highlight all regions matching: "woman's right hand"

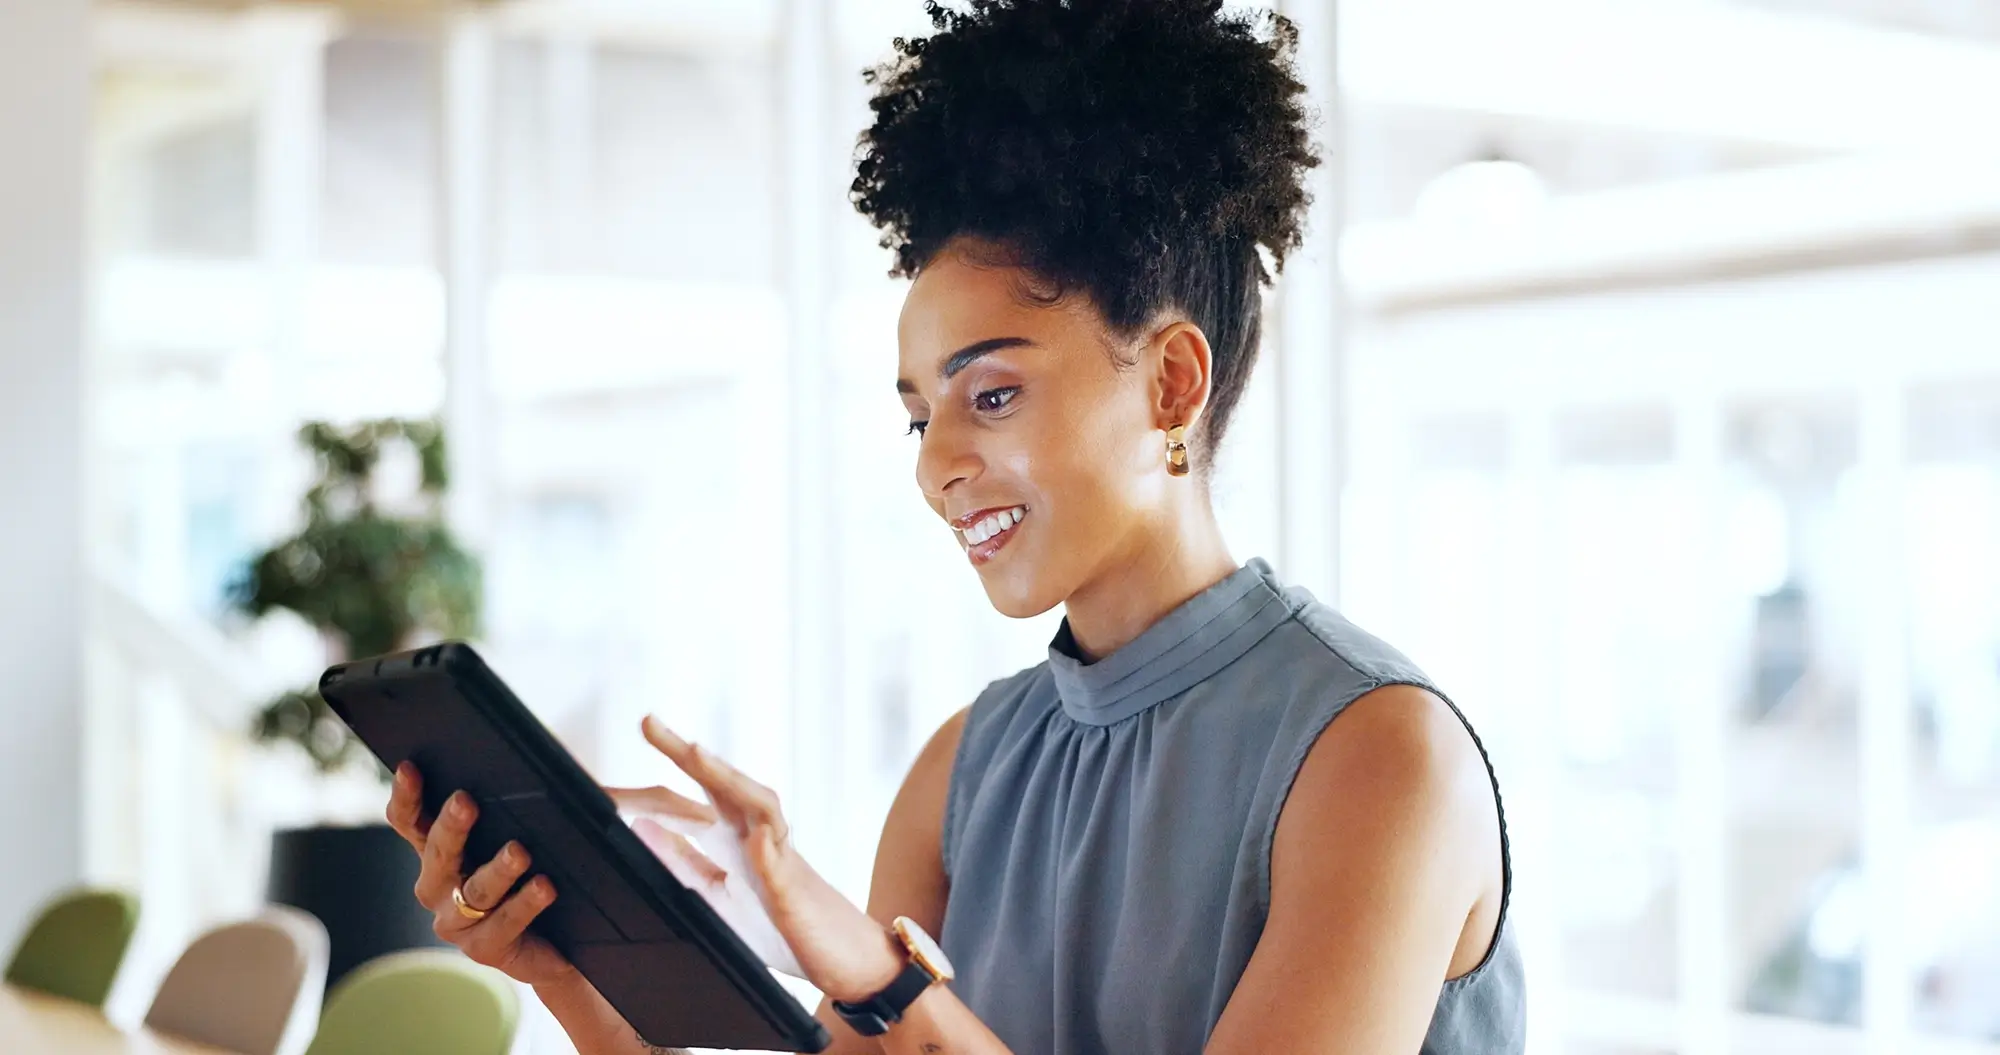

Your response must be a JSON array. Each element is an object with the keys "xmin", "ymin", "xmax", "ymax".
[{"xmin": 386, "ymin": 762, "xmax": 579, "ymax": 988}]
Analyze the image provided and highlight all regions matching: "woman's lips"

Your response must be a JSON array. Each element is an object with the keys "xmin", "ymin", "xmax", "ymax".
[{"xmin": 954, "ymin": 505, "xmax": 1028, "ymax": 566}]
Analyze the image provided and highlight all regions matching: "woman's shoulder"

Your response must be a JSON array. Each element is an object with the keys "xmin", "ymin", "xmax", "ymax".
[{"xmin": 1252, "ymin": 578, "xmax": 1437, "ymax": 698}]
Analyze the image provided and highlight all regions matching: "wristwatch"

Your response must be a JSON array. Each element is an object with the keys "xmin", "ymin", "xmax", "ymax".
[{"xmin": 831, "ymin": 916, "xmax": 956, "ymax": 1036}]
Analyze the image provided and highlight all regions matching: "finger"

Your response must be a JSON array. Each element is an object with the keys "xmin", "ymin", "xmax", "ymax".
[
  {"xmin": 637, "ymin": 716, "xmax": 705, "ymax": 777},
  {"xmin": 417, "ymin": 790, "xmax": 477, "ymax": 908},
  {"xmin": 637, "ymin": 717, "xmax": 744, "ymax": 826},
  {"xmin": 695, "ymin": 749, "xmax": 788, "ymax": 845},
  {"xmin": 741, "ymin": 820, "xmax": 819, "ymax": 933},
  {"xmin": 748, "ymin": 819, "xmax": 813, "ymax": 891},
  {"xmin": 457, "ymin": 840, "xmax": 531, "ymax": 919},
  {"xmin": 745, "ymin": 821, "xmax": 786, "ymax": 892},
  {"xmin": 458, "ymin": 877, "xmax": 557, "ymax": 962},
  {"xmin": 604, "ymin": 785, "xmax": 720, "ymax": 826},
  {"xmin": 633, "ymin": 818, "xmax": 729, "ymax": 889},
  {"xmin": 641, "ymin": 716, "xmax": 787, "ymax": 841},
  {"xmin": 386, "ymin": 764, "xmax": 433, "ymax": 851}
]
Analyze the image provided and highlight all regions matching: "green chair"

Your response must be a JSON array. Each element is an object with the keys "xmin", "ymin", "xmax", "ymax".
[
  {"xmin": 304, "ymin": 949, "xmax": 519, "ymax": 1055},
  {"xmin": 4, "ymin": 886, "xmax": 141, "ymax": 1007}
]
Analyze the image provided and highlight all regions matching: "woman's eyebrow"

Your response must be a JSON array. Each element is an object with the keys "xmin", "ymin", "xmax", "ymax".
[{"xmin": 896, "ymin": 336, "xmax": 1036, "ymax": 393}]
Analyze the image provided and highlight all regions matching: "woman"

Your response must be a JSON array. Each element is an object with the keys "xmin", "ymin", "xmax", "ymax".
[{"xmin": 387, "ymin": 2, "xmax": 1523, "ymax": 1051}]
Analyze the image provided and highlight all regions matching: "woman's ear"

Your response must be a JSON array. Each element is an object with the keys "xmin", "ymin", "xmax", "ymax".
[{"xmin": 1152, "ymin": 320, "xmax": 1213, "ymax": 431}]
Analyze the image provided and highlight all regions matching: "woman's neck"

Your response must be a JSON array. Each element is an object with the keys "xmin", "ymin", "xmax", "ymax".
[{"xmin": 1060, "ymin": 501, "xmax": 1238, "ymax": 662}]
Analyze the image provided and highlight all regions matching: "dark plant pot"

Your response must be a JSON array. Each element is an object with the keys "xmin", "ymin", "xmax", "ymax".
[{"xmin": 268, "ymin": 823, "xmax": 448, "ymax": 992}]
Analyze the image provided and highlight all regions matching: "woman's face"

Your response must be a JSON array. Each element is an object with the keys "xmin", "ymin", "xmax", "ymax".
[{"xmin": 896, "ymin": 241, "xmax": 1182, "ymax": 618}]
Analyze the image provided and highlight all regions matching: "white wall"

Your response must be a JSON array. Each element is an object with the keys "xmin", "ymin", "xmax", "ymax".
[{"xmin": 0, "ymin": 0, "xmax": 88, "ymax": 952}]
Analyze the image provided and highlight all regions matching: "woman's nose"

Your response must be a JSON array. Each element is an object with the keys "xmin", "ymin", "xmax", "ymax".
[{"xmin": 914, "ymin": 413, "xmax": 980, "ymax": 500}]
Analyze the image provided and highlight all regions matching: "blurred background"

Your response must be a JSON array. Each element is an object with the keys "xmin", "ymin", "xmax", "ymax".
[{"xmin": 2, "ymin": 0, "xmax": 1997, "ymax": 1053}]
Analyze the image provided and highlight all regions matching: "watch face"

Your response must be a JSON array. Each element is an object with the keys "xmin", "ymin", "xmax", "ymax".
[{"xmin": 893, "ymin": 917, "xmax": 955, "ymax": 982}]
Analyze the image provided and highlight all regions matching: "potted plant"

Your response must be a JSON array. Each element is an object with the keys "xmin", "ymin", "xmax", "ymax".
[{"xmin": 230, "ymin": 417, "xmax": 482, "ymax": 989}]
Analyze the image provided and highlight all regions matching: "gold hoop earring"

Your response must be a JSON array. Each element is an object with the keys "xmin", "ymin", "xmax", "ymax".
[{"xmin": 1165, "ymin": 424, "xmax": 1190, "ymax": 477}]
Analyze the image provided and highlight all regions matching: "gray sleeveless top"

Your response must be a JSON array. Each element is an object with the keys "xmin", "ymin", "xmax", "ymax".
[{"xmin": 939, "ymin": 559, "xmax": 1524, "ymax": 1053}]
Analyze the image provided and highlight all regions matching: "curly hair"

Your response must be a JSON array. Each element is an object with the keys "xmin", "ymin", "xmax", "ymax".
[{"xmin": 851, "ymin": 0, "xmax": 1319, "ymax": 465}]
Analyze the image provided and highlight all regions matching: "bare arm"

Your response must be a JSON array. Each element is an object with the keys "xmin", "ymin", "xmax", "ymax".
[
  {"xmin": 813, "ymin": 708, "xmax": 965, "ymax": 1053},
  {"xmin": 1203, "ymin": 684, "xmax": 1505, "ymax": 1054}
]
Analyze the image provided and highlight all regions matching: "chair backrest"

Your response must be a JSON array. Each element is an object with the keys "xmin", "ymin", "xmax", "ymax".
[
  {"xmin": 3, "ymin": 887, "xmax": 140, "ymax": 1007},
  {"xmin": 144, "ymin": 906, "xmax": 330, "ymax": 1055},
  {"xmin": 304, "ymin": 949, "xmax": 519, "ymax": 1055}
]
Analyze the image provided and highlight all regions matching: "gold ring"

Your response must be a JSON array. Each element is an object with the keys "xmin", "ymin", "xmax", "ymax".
[{"xmin": 452, "ymin": 885, "xmax": 489, "ymax": 921}]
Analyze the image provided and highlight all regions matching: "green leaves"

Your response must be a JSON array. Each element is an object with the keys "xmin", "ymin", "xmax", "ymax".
[
  {"xmin": 235, "ymin": 513, "xmax": 480, "ymax": 659},
  {"xmin": 233, "ymin": 418, "xmax": 482, "ymax": 775},
  {"xmin": 294, "ymin": 418, "xmax": 452, "ymax": 521},
  {"xmin": 250, "ymin": 687, "xmax": 376, "ymax": 775}
]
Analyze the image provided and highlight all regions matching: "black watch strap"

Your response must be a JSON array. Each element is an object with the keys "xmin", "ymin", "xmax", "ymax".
[{"xmin": 830, "ymin": 958, "xmax": 938, "ymax": 1037}]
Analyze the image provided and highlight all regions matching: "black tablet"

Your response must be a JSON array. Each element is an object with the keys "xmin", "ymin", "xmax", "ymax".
[{"xmin": 320, "ymin": 642, "xmax": 832, "ymax": 1053}]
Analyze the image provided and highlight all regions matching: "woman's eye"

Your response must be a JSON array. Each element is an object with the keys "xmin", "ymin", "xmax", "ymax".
[
  {"xmin": 906, "ymin": 420, "xmax": 928, "ymax": 437},
  {"xmin": 974, "ymin": 387, "xmax": 1019, "ymax": 413}
]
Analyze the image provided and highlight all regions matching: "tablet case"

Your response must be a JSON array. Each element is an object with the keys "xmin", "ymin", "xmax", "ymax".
[{"xmin": 320, "ymin": 642, "xmax": 832, "ymax": 1053}]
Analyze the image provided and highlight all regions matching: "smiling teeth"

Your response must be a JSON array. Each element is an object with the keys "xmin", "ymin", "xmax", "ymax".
[{"xmin": 964, "ymin": 506, "xmax": 1027, "ymax": 545}]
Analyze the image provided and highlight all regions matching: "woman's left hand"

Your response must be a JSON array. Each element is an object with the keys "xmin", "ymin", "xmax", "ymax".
[{"xmin": 607, "ymin": 715, "xmax": 906, "ymax": 1004}]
